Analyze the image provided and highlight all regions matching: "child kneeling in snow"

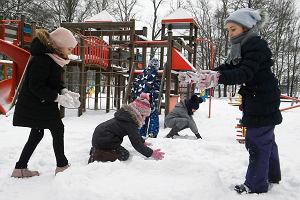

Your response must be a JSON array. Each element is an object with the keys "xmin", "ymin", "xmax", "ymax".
[{"xmin": 88, "ymin": 93, "xmax": 164, "ymax": 163}]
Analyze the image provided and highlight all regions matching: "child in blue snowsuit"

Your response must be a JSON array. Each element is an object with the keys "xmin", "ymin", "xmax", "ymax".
[
  {"xmin": 200, "ymin": 8, "xmax": 282, "ymax": 194},
  {"xmin": 132, "ymin": 58, "xmax": 160, "ymax": 138}
]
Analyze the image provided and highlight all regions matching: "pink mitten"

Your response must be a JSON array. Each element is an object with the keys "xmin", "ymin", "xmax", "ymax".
[{"xmin": 151, "ymin": 149, "xmax": 165, "ymax": 160}]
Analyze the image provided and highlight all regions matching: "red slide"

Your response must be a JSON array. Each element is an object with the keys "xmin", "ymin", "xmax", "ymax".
[{"xmin": 0, "ymin": 39, "xmax": 30, "ymax": 115}]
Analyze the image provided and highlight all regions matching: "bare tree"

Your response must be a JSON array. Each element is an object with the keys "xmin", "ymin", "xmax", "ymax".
[
  {"xmin": 94, "ymin": 0, "xmax": 109, "ymax": 12},
  {"xmin": 0, "ymin": 0, "xmax": 32, "ymax": 18},
  {"xmin": 113, "ymin": 0, "xmax": 138, "ymax": 21},
  {"xmin": 148, "ymin": 0, "xmax": 164, "ymax": 58},
  {"xmin": 169, "ymin": 0, "xmax": 186, "ymax": 11}
]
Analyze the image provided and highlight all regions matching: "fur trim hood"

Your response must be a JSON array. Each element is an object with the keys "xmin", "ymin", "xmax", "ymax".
[{"xmin": 118, "ymin": 105, "xmax": 143, "ymax": 128}]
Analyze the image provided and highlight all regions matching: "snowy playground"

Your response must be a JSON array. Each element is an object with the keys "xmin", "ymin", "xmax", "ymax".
[
  {"xmin": 0, "ymin": 99, "xmax": 300, "ymax": 200},
  {"xmin": 1, "ymin": 4, "xmax": 300, "ymax": 200}
]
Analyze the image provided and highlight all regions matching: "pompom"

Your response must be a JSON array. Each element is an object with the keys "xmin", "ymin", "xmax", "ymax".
[
  {"xmin": 257, "ymin": 9, "xmax": 269, "ymax": 28},
  {"xmin": 140, "ymin": 92, "xmax": 150, "ymax": 101}
]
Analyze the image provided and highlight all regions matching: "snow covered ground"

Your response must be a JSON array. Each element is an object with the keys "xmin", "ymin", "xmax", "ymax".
[{"xmin": 0, "ymin": 98, "xmax": 299, "ymax": 200}]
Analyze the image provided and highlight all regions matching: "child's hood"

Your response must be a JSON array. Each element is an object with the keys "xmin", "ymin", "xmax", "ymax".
[{"xmin": 114, "ymin": 107, "xmax": 135, "ymax": 123}]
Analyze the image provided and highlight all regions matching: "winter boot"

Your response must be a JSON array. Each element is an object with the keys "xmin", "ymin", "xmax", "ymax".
[
  {"xmin": 165, "ymin": 128, "xmax": 180, "ymax": 138},
  {"xmin": 11, "ymin": 168, "xmax": 40, "ymax": 178},
  {"xmin": 234, "ymin": 184, "xmax": 251, "ymax": 194},
  {"xmin": 116, "ymin": 146, "xmax": 130, "ymax": 161},
  {"xmin": 55, "ymin": 164, "xmax": 70, "ymax": 175}
]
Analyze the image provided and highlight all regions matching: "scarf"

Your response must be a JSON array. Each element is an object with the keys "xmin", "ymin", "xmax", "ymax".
[
  {"xmin": 226, "ymin": 28, "xmax": 258, "ymax": 65},
  {"xmin": 46, "ymin": 53, "xmax": 70, "ymax": 67}
]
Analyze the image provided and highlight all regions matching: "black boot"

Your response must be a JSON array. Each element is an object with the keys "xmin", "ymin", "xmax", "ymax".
[
  {"xmin": 234, "ymin": 184, "xmax": 251, "ymax": 194},
  {"xmin": 116, "ymin": 146, "xmax": 130, "ymax": 161},
  {"xmin": 165, "ymin": 128, "xmax": 180, "ymax": 138}
]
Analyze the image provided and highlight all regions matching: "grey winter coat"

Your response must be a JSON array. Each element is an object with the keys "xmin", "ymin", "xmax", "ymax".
[{"xmin": 164, "ymin": 100, "xmax": 199, "ymax": 135}]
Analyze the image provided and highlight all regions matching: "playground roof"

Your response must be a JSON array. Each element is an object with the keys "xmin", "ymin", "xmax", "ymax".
[
  {"xmin": 161, "ymin": 8, "xmax": 199, "ymax": 29},
  {"xmin": 85, "ymin": 10, "xmax": 116, "ymax": 22}
]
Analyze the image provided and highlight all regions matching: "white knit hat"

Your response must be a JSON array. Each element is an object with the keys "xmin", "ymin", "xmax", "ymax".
[
  {"xmin": 225, "ymin": 8, "xmax": 268, "ymax": 29},
  {"xmin": 50, "ymin": 27, "xmax": 77, "ymax": 48}
]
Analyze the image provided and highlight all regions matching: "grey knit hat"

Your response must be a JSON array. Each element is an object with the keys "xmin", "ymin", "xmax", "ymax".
[{"xmin": 225, "ymin": 8, "xmax": 268, "ymax": 29}]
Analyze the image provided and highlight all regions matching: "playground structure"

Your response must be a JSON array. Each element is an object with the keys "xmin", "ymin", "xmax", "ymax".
[
  {"xmin": 0, "ymin": 39, "xmax": 30, "ymax": 114},
  {"xmin": 228, "ymin": 93, "xmax": 246, "ymax": 143},
  {"xmin": 60, "ymin": 9, "xmax": 216, "ymax": 117},
  {"xmin": 0, "ymin": 14, "xmax": 36, "ymax": 49},
  {"xmin": 280, "ymin": 95, "xmax": 300, "ymax": 111},
  {"xmin": 0, "ymin": 9, "xmax": 217, "ymax": 117},
  {"xmin": 0, "ymin": 13, "xmax": 34, "ymax": 114},
  {"xmin": 229, "ymin": 93, "xmax": 300, "ymax": 144}
]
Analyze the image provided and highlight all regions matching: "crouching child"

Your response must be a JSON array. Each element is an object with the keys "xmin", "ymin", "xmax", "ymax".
[
  {"xmin": 88, "ymin": 93, "xmax": 164, "ymax": 163},
  {"xmin": 165, "ymin": 94, "xmax": 203, "ymax": 139}
]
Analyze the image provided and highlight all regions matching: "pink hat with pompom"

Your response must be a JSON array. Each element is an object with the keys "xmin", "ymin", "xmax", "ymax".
[
  {"xmin": 130, "ymin": 92, "xmax": 151, "ymax": 117},
  {"xmin": 50, "ymin": 27, "xmax": 77, "ymax": 48}
]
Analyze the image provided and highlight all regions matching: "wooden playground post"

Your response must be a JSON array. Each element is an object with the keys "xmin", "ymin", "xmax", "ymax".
[
  {"xmin": 95, "ymin": 68, "xmax": 100, "ymax": 110},
  {"xmin": 165, "ymin": 27, "xmax": 173, "ymax": 116},
  {"xmin": 106, "ymin": 36, "xmax": 112, "ymax": 113},
  {"xmin": 193, "ymin": 27, "xmax": 198, "ymax": 67},
  {"xmin": 123, "ymin": 19, "xmax": 136, "ymax": 104},
  {"xmin": 116, "ymin": 74, "xmax": 121, "ymax": 109},
  {"xmin": 160, "ymin": 24, "xmax": 166, "ymax": 71},
  {"xmin": 78, "ymin": 34, "xmax": 85, "ymax": 117},
  {"xmin": 142, "ymin": 26, "xmax": 147, "ymax": 68},
  {"xmin": 188, "ymin": 23, "xmax": 193, "ymax": 62},
  {"xmin": 30, "ymin": 21, "xmax": 36, "ymax": 39},
  {"xmin": 19, "ymin": 14, "xmax": 25, "ymax": 48},
  {"xmin": 0, "ymin": 15, "xmax": 4, "ymax": 40}
]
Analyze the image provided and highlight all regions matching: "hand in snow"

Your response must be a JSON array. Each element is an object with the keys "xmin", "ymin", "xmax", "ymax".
[{"xmin": 151, "ymin": 149, "xmax": 165, "ymax": 160}]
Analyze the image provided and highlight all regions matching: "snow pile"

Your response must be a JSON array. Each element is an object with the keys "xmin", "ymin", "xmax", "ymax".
[{"xmin": 0, "ymin": 98, "xmax": 299, "ymax": 200}]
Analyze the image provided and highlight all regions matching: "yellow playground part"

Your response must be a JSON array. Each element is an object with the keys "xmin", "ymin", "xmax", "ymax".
[
  {"xmin": 228, "ymin": 93, "xmax": 242, "ymax": 106},
  {"xmin": 88, "ymin": 87, "xmax": 95, "ymax": 97}
]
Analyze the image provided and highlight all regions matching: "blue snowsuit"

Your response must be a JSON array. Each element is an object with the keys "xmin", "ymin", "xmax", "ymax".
[{"xmin": 131, "ymin": 58, "xmax": 160, "ymax": 137}]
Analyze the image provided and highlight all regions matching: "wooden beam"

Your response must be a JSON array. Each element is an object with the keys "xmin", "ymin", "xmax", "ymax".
[
  {"xmin": 165, "ymin": 29, "xmax": 173, "ymax": 116},
  {"xmin": 123, "ymin": 19, "xmax": 136, "ymax": 104},
  {"xmin": 161, "ymin": 35, "xmax": 194, "ymax": 41},
  {"xmin": 61, "ymin": 21, "xmax": 134, "ymax": 30},
  {"xmin": 83, "ymin": 29, "xmax": 144, "ymax": 36}
]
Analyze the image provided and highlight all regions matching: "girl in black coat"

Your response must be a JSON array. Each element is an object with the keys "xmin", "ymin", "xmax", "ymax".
[
  {"xmin": 88, "ymin": 93, "xmax": 164, "ymax": 163},
  {"xmin": 11, "ymin": 27, "xmax": 79, "ymax": 178},
  {"xmin": 199, "ymin": 8, "xmax": 282, "ymax": 194}
]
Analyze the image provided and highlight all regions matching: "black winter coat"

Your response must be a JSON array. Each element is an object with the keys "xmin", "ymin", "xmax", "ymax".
[
  {"xmin": 92, "ymin": 107, "xmax": 153, "ymax": 158},
  {"xmin": 216, "ymin": 36, "xmax": 282, "ymax": 128},
  {"xmin": 13, "ymin": 37, "xmax": 65, "ymax": 129}
]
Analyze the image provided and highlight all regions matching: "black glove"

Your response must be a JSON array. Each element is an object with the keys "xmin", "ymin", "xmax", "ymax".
[{"xmin": 195, "ymin": 133, "xmax": 202, "ymax": 139}]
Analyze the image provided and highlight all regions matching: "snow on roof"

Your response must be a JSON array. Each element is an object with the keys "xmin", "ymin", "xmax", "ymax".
[
  {"xmin": 0, "ymin": 59, "xmax": 13, "ymax": 64},
  {"xmin": 163, "ymin": 8, "xmax": 194, "ymax": 20},
  {"xmin": 85, "ymin": 10, "xmax": 116, "ymax": 22}
]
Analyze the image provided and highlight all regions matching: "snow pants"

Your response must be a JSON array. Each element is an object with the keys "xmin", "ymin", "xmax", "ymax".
[
  {"xmin": 139, "ymin": 110, "xmax": 159, "ymax": 138},
  {"xmin": 244, "ymin": 126, "xmax": 281, "ymax": 193},
  {"xmin": 88, "ymin": 146, "xmax": 129, "ymax": 163}
]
